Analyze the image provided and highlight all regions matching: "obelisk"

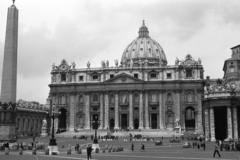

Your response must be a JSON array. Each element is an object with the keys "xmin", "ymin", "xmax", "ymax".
[
  {"xmin": 0, "ymin": 1, "xmax": 18, "ymax": 103},
  {"xmin": 0, "ymin": 1, "xmax": 18, "ymax": 142}
]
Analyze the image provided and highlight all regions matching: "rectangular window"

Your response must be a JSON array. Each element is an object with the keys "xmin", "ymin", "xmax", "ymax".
[
  {"xmin": 134, "ymin": 107, "xmax": 139, "ymax": 111},
  {"xmin": 134, "ymin": 74, "xmax": 138, "ymax": 79},
  {"xmin": 92, "ymin": 75, "xmax": 99, "ymax": 80},
  {"xmin": 93, "ymin": 107, "xmax": 98, "ymax": 111},
  {"xmin": 167, "ymin": 73, "xmax": 171, "ymax": 79},
  {"xmin": 61, "ymin": 74, "xmax": 66, "ymax": 81},
  {"xmin": 110, "ymin": 74, "xmax": 114, "ymax": 78},
  {"xmin": 110, "ymin": 107, "xmax": 114, "ymax": 111},
  {"xmin": 79, "ymin": 76, "xmax": 83, "ymax": 81},
  {"xmin": 186, "ymin": 70, "xmax": 192, "ymax": 78},
  {"xmin": 150, "ymin": 73, "xmax": 157, "ymax": 79}
]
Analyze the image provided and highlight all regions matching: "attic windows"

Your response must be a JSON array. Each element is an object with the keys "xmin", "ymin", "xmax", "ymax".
[
  {"xmin": 110, "ymin": 74, "xmax": 114, "ymax": 79},
  {"xmin": 140, "ymin": 48, "xmax": 143, "ymax": 51},
  {"xmin": 186, "ymin": 69, "xmax": 192, "ymax": 78},
  {"xmin": 167, "ymin": 73, "xmax": 172, "ymax": 79},
  {"xmin": 134, "ymin": 74, "xmax": 138, "ymax": 79},
  {"xmin": 61, "ymin": 73, "xmax": 66, "ymax": 82},
  {"xmin": 92, "ymin": 74, "xmax": 99, "ymax": 81},
  {"xmin": 79, "ymin": 76, "xmax": 83, "ymax": 81},
  {"xmin": 150, "ymin": 73, "xmax": 157, "ymax": 79}
]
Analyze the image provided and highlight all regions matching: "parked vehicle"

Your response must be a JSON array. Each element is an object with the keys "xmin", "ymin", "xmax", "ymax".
[
  {"xmin": 155, "ymin": 140, "xmax": 163, "ymax": 146},
  {"xmin": 170, "ymin": 138, "xmax": 180, "ymax": 143}
]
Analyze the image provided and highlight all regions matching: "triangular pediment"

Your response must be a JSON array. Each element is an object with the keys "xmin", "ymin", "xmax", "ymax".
[{"xmin": 104, "ymin": 73, "xmax": 143, "ymax": 83}]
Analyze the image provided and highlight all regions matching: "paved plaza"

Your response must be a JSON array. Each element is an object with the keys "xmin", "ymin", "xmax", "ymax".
[{"xmin": 1, "ymin": 137, "xmax": 240, "ymax": 160}]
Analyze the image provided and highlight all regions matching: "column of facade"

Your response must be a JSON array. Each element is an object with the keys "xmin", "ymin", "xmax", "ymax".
[
  {"xmin": 233, "ymin": 107, "xmax": 238, "ymax": 140},
  {"xmin": 114, "ymin": 91, "xmax": 119, "ymax": 129},
  {"xmin": 129, "ymin": 91, "xmax": 133, "ymax": 129},
  {"xmin": 204, "ymin": 108, "xmax": 210, "ymax": 140},
  {"xmin": 139, "ymin": 91, "xmax": 144, "ymax": 129},
  {"xmin": 196, "ymin": 91, "xmax": 203, "ymax": 133},
  {"xmin": 84, "ymin": 92, "xmax": 90, "ymax": 129},
  {"xmin": 227, "ymin": 107, "xmax": 233, "ymax": 139},
  {"xmin": 182, "ymin": 111, "xmax": 185, "ymax": 129},
  {"xmin": 175, "ymin": 90, "xmax": 180, "ymax": 123},
  {"xmin": 145, "ymin": 91, "xmax": 149, "ymax": 129},
  {"xmin": 69, "ymin": 92, "xmax": 76, "ymax": 131},
  {"xmin": 99, "ymin": 92, "xmax": 103, "ymax": 129},
  {"xmin": 209, "ymin": 108, "xmax": 216, "ymax": 141},
  {"xmin": 104, "ymin": 92, "xmax": 109, "ymax": 129},
  {"xmin": 158, "ymin": 91, "xmax": 163, "ymax": 128}
]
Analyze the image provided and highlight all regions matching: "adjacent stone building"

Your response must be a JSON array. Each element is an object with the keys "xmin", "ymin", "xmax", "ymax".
[
  {"xmin": 15, "ymin": 99, "xmax": 47, "ymax": 136},
  {"xmin": 48, "ymin": 21, "xmax": 204, "ymax": 133},
  {"xmin": 203, "ymin": 45, "xmax": 240, "ymax": 141}
]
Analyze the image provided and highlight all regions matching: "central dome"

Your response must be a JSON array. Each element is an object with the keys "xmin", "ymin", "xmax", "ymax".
[{"xmin": 121, "ymin": 20, "xmax": 167, "ymax": 66}]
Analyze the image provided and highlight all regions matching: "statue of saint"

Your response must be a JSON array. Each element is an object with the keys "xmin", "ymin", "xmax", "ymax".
[
  {"xmin": 52, "ymin": 63, "xmax": 55, "ymax": 70},
  {"xmin": 87, "ymin": 61, "xmax": 90, "ymax": 68},
  {"xmin": 106, "ymin": 60, "xmax": 109, "ymax": 67},
  {"xmin": 175, "ymin": 118, "xmax": 180, "ymax": 127},
  {"xmin": 71, "ymin": 62, "xmax": 76, "ymax": 69},
  {"xmin": 130, "ymin": 59, "xmax": 133, "ymax": 67},
  {"xmin": 42, "ymin": 118, "xmax": 47, "ymax": 128},
  {"xmin": 114, "ymin": 59, "xmax": 118, "ymax": 67},
  {"xmin": 175, "ymin": 57, "xmax": 179, "ymax": 66},
  {"xmin": 198, "ymin": 58, "xmax": 202, "ymax": 65}
]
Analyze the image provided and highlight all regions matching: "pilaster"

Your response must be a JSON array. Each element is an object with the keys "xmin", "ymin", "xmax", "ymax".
[
  {"xmin": 145, "ymin": 91, "xmax": 149, "ymax": 129},
  {"xmin": 114, "ymin": 91, "xmax": 119, "ymax": 129},
  {"xmin": 69, "ymin": 91, "xmax": 76, "ymax": 131},
  {"xmin": 84, "ymin": 92, "xmax": 90, "ymax": 129},
  {"xmin": 129, "ymin": 91, "xmax": 133, "ymax": 129},
  {"xmin": 210, "ymin": 108, "xmax": 215, "ymax": 141},
  {"xmin": 175, "ymin": 90, "xmax": 180, "ymax": 123},
  {"xmin": 139, "ymin": 91, "xmax": 144, "ymax": 129},
  {"xmin": 227, "ymin": 107, "xmax": 233, "ymax": 139},
  {"xmin": 104, "ymin": 92, "xmax": 109, "ymax": 129},
  {"xmin": 233, "ymin": 107, "xmax": 238, "ymax": 140}
]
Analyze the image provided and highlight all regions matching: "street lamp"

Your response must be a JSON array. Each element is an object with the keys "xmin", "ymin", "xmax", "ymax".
[
  {"xmin": 90, "ymin": 117, "xmax": 101, "ymax": 144},
  {"xmin": 46, "ymin": 107, "xmax": 61, "ymax": 146}
]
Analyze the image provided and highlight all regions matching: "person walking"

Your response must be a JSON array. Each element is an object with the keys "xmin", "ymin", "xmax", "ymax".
[
  {"xmin": 87, "ymin": 144, "xmax": 93, "ymax": 160},
  {"xmin": 131, "ymin": 143, "xmax": 134, "ymax": 151},
  {"xmin": 141, "ymin": 143, "xmax": 145, "ymax": 151},
  {"xmin": 203, "ymin": 141, "xmax": 206, "ymax": 151},
  {"xmin": 213, "ymin": 142, "xmax": 221, "ymax": 158}
]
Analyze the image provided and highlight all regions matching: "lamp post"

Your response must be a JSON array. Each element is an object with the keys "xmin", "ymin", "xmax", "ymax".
[
  {"xmin": 46, "ymin": 107, "xmax": 61, "ymax": 146},
  {"xmin": 90, "ymin": 117, "xmax": 101, "ymax": 144}
]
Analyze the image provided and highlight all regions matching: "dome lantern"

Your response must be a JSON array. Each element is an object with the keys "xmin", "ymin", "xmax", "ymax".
[{"xmin": 138, "ymin": 20, "xmax": 149, "ymax": 38}]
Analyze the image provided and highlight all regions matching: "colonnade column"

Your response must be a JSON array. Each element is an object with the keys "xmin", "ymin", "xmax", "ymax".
[
  {"xmin": 145, "ymin": 91, "xmax": 149, "ymax": 129},
  {"xmin": 104, "ymin": 92, "xmax": 109, "ymax": 129},
  {"xmin": 114, "ymin": 91, "xmax": 119, "ymax": 129},
  {"xmin": 210, "ymin": 108, "xmax": 216, "ymax": 141},
  {"xmin": 233, "ymin": 107, "xmax": 238, "ymax": 139},
  {"xmin": 139, "ymin": 91, "xmax": 144, "ymax": 129},
  {"xmin": 158, "ymin": 91, "xmax": 163, "ymax": 128},
  {"xmin": 84, "ymin": 92, "xmax": 90, "ymax": 129},
  {"xmin": 69, "ymin": 92, "xmax": 76, "ymax": 131},
  {"xmin": 182, "ymin": 111, "xmax": 185, "ymax": 129},
  {"xmin": 204, "ymin": 108, "xmax": 210, "ymax": 140},
  {"xmin": 99, "ymin": 92, "xmax": 103, "ymax": 129},
  {"xmin": 227, "ymin": 107, "xmax": 233, "ymax": 139},
  {"xmin": 129, "ymin": 91, "xmax": 133, "ymax": 129}
]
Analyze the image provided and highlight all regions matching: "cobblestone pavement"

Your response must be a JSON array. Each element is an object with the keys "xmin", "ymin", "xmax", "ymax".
[{"xmin": 1, "ymin": 137, "xmax": 240, "ymax": 160}]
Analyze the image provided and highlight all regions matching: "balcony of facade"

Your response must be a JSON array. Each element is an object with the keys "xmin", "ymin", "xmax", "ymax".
[{"xmin": 90, "ymin": 102, "xmax": 100, "ymax": 106}]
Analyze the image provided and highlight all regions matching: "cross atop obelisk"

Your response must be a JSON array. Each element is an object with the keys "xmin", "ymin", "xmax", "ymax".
[{"xmin": 0, "ymin": 3, "xmax": 18, "ymax": 103}]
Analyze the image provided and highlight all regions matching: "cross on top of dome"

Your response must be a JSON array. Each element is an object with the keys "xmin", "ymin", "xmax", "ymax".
[{"xmin": 138, "ymin": 20, "xmax": 149, "ymax": 38}]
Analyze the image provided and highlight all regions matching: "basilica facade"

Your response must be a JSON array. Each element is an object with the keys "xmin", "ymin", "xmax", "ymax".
[{"xmin": 48, "ymin": 21, "xmax": 204, "ymax": 133}]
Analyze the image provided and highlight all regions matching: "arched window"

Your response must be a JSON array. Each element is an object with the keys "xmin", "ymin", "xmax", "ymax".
[
  {"xmin": 93, "ymin": 94, "xmax": 98, "ymax": 102},
  {"xmin": 151, "ymin": 93, "xmax": 157, "ymax": 102},
  {"xmin": 79, "ymin": 95, "xmax": 83, "ymax": 104},
  {"xmin": 167, "ymin": 93, "xmax": 172, "ymax": 102},
  {"xmin": 134, "ymin": 94, "xmax": 139, "ymax": 103},
  {"xmin": 122, "ymin": 94, "xmax": 127, "ymax": 103},
  {"xmin": 110, "ymin": 95, "xmax": 115, "ymax": 104},
  {"xmin": 186, "ymin": 108, "xmax": 195, "ymax": 120}
]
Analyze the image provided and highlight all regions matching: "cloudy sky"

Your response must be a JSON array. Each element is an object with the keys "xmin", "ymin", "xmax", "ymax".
[{"xmin": 0, "ymin": 0, "xmax": 240, "ymax": 104}]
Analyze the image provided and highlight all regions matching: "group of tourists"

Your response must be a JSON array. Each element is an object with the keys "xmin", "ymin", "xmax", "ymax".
[{"xmin": 131, "ymin": 143, "xmax": 145, "ymax": 151}]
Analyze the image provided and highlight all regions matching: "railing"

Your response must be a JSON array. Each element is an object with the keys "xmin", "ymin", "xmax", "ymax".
[{"xmin": 204, "ymin": 91, "xmax": 235, "ymax": 98}]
